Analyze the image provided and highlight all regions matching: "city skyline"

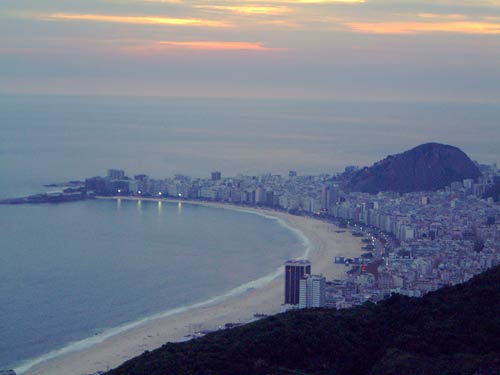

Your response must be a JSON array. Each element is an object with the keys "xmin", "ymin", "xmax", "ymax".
[{"xmin": 1, "ymin": 0, "xmax": 500, "ymax": 102}]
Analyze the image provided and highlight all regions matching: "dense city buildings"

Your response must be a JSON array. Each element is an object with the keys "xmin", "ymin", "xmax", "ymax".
[{"xmin": 77, "ymin": 162, "xmax": 500, "ymax": 309}]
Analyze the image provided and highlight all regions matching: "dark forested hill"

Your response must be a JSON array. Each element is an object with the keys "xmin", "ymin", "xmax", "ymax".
[
  {"xmin": 105, "ymin": 265, "xmax": 500, "ymax": 375},
  {"xmin": 346, "ymin": 143, "xmax": 481, "ymax": 194}
]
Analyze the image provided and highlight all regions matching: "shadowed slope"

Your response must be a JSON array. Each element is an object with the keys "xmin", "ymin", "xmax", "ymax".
[
  {"xmin": 105, "ymin": 265, "xmax": 500, "ymax": 375},
  {"xmin": 346, "ymin": 143, "xmax": 481, "ymax": 194}
]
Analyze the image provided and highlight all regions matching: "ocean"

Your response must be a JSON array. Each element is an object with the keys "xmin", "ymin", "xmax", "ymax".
[
  {"xmin": 1, "ymin": 94, "xmax": 499, "ymax": 199},
  {"xmin": 0, "ymin": 199, "xmax": 306, "ymax": 371},
  {"xmin": 1, "ymin": 94, "xmax": 499, "ymax": 371}
]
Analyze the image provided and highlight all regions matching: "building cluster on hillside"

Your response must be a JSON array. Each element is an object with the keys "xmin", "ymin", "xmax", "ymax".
[{"xmin": 85, "ymin": 165, "xmax": 500, "ymax": 309}]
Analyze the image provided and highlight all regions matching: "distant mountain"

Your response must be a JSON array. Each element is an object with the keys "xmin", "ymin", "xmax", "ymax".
[
  {"xmin": 106, "ymin": 265, "xmax": 500, "ymax": 375},
  {"xmin": 346, "ymin": 143, "xmax": 481, "ymax": 194}
]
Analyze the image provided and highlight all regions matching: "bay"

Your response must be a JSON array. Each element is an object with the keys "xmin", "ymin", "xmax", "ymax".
[
  {"xmin": 1, "ymin": 94, "xmax": 499, "ymax": 371},
  {"xmin": 0, "ymin": 199, "xmax": 304, "ymax": 370}
]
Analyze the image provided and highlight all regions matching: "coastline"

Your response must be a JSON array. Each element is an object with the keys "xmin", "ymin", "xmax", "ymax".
[{"xmin": 23, "ymin": 197, "xmax": 364, "ymax": 375}]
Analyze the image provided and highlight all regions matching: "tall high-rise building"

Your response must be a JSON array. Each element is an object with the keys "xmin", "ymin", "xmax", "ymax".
[
  {"xmin": 284, "ymin": 260, "xmax": 311, "ymax": 305},
  {"xmin": 321, "ymin": 185, "xmax": 330, "ymax": 211},
  {"xmin": 463, "ymin": 179, "xmax": 474, "ymax": 190},
  {"xmin": 299, "ymin": 274, "xmax": 326, "ymax": 308},
  {"xmin": 108, "ymin": 169, "xmax": 125, "ymax": 180},
  {"xmin": 255, "ymin": 186, "xmax": 266, "ymax": 205},
  {"xmin": 211, "ymin": 171, "xmax": 222, "ymax": 181},
  {"xmin": 331, "ymin": 184, "xmax": 340, "ymax": 204},
  {"xmin": 265, "ymin": 190, "xmax": 274, "ymax": 206},
  {"xmin": 288, "ymin": 170, "xmax": 297, "ymax": 178}
]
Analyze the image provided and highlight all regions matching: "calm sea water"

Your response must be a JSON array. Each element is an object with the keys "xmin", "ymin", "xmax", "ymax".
[
  {"xmin": 1, "ymin": 94, "xmax": 499, "ymax": 371},
  {"xmin": 0, "ymin": 199, "xmax": 305, "ymax": 371},
  {"xmin": 1, "ymin": 94, "xmax": 499, "ymax": 199}
]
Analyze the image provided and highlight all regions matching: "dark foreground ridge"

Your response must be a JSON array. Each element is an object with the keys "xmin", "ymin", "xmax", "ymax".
[
  {"xmin": 346, "ymin": 143, "xmax": 481, "ymax": 194},
  {"xmin": 105, "ymin": 266, "xmax": 500, "ymax": 375}
]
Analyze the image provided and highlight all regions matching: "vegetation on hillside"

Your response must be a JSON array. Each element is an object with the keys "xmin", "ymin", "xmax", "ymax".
[
  {"xmin": 346, "ymin": 143, "xmax": 481, "ymax": 194},
  {"xmin": 106, "ymin": 266, "xmax": 500, "ymax": 375}
]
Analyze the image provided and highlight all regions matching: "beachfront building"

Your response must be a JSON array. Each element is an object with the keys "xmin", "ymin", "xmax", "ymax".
[
  {"xmin": 108, "ymin": 169, "xmax": 125, "ymax": 180},
  {"xmin": 299, "ymin": 274, "xmax": 326, "ymax": 308},
  {"xmin": 255, "ymin": 187, "xmax": 266, "ymax": 205},
  {"xmin": 284, "ymin": 260, "xmax": 311, "ymax": 305},
  {"xmin": 211, "ymin": 171, "xmax": 222, "ymax": 181}
]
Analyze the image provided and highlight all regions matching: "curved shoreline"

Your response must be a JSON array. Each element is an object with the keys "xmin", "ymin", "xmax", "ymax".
[
  {"xmin": 23, "ymin": 198, "xmax": 364, "ymax": 375},
  {"xmin": 17, "ymin": 198, "xmax": 309, "ymax": 374},
  {"xmin": 16, "ymin": 266, "xmax": 286, "ymax": 375}
]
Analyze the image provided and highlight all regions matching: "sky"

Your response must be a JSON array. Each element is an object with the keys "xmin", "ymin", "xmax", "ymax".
[{"xmin": 1, "ymin": 0, "xmax": 500, "ymax": 102}]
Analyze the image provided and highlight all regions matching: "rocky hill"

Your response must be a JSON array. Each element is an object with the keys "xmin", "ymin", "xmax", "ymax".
[
  {"xmin": 105, "ymin": 265, "xmax": 500, "ymax": 375},
  {"xmin": 346, "ymin": 143, "xmax": 481, "ymax": 194}
]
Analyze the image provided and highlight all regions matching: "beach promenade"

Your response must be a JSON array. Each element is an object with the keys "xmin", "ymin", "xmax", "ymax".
[{"xmin": 25, "ymin": 198, "xmax": 363, "ymax": 375}]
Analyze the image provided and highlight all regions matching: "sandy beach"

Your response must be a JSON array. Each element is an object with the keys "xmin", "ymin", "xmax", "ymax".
[{"xmin": 24, "ymin": 198, "xmax": 364, "ymax": 375}]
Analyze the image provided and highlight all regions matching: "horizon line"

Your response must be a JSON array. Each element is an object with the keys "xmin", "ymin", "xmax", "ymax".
[{"xmin": 1, "ymin": 91, "xmax": 499, "ymax": 106}]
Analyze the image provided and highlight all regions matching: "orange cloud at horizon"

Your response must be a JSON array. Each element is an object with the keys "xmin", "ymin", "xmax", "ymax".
[
  {"xmin": 194, "ymin": 0, "xmax": 365, "ymax": 4},
  {"xmin": 347, "ymin": 21, "xmax": 500, "ymax": 34},
  {"xmin": 195, "ymin": 5, "xmax": 292, "ymax": 15},
  {"xmin": 237, "ymin": 0, "xmax": 366, "ymax": 3},
  {"xmin": 45, "ymin": 12, "xmax": 230, "ymax": 27},
  {"xmin": 417, "ymin": 13, "xmax": 467, "ymax": 20},
  {"xmin": 263, "ymin": 0, "xmax": 365, "ymax": 2},
  {"xmin": 142, "ymin": 0, "xmax": 365, "ymax": 2},
  {"xmin": 141, "ymin": 0, "xmax": 182, "ymax": 3},
  {"xmin": 297, "ymin": 0, "xmax": 365, "ymax": 2},
  {"xmin": 123, "ymin": 40, "xmax": 280, "ymax": 53},
  {"xmin": 158, "ymin": 41, "xmax": 276, "ymax": 50}
]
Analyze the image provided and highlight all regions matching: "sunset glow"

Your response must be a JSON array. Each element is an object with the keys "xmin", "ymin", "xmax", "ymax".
[
  {"xmin": 158, "ymin": 40, "xmax": 275, "ymax": 50},
  {"xmin": 45, "ymin": 12, "xmax": 230, "ymax": 28},
  {"xmin": 2, "ymin": 0, "xmax": 500, "ymax": 101},
  {"xmin": 125, "ymin": 40, "xmax": 278, "ymax": 52},
  {"xmin": 243, "ymin": 0, "xmax": 366, "ymax": 3},
  {"xmin": 347, "ymin": 21, "xmax": 500, "ymax": 34},
  {"xmin": 195, "ymin": 5, "xmax": 292, "ymax": 16},
  {"xmin": 416, "ymin": 13, "xmax": 467, "ymax": 20}
]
